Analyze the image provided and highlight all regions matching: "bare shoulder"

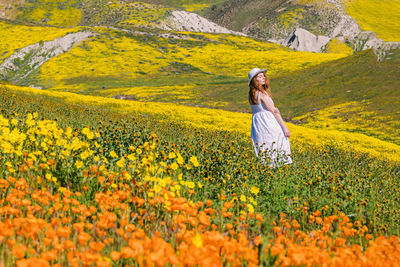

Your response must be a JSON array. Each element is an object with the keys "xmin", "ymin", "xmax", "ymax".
[
  {"xmin": 260, "ymin": 92, "xmax": 275, "ymax": 107},
  {"xmin": 260, "ymin": 91, "xmax": 273, "ymax": 101}
]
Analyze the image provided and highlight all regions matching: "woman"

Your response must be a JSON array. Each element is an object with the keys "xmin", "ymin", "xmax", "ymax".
[{"xmin": 248, "ymin": 67, "xmax": 292, "ymax": 168}]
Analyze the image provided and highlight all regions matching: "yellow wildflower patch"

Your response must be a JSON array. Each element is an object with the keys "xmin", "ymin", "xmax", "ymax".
[
  {"xmin": 3, "ymin": 84, "xmax": 400, "ymax": 162},
  {"xmin": 344, "ymin": 0, "xmax": 400, "ymax": 42},
  {"xmin": 0, "ymin": 21, "xmax": 81, "ymax": 63}
]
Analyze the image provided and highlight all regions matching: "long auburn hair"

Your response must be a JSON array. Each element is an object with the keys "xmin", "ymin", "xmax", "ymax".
[{"xmin": 249, "ymin": 74, "xmax": 272, "ymax": 105}]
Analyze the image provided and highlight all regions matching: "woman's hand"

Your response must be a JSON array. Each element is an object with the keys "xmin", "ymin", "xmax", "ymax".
[{"xmin": 283, "ymin": 128, "xmax": 291, "ymax": 137}]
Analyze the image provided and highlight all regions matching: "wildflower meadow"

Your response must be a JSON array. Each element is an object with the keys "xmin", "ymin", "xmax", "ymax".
[
  {"xmin": 0, "ymin": 0, "xmax": 399, "ymax": 265},
  {"xmin": 0, "ymin": 85, "xmax": 399, "ymax": 266}
]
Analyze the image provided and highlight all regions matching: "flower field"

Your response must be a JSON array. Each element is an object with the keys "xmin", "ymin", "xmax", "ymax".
[
  {"xmin": 5, "ymin": 84, "xmax": 400, "ymax": 162},
  {"xmin": 15, "ymin": 0, "xmax": 82, "ymax": 28},
  {"xmin": 0, "ymin": 84, "xmax": 399, "ymax": 266},
  {"xmin": 292, "ymin": 101, "xmax": 400, "ymax": 146}
]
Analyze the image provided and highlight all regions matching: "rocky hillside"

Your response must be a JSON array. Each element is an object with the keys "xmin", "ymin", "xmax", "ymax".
[
  {"xmin": 205, "ymin": 0, "xmax": 400, "ymax": 55},
  {"xmin": 1, "ymin": 0, "xmax": 398, "ymax": 56},
  {"xmin": 0, "ymin": 0, "xmax": 236, "ymax": 34}
]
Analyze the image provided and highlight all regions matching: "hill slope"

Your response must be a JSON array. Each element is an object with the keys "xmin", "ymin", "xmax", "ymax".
[
  {"xmin": 205, "ymin": 0, "xmax": 400, "ymax": 51},
  {"xmin": 0, "ymin": 20, "xmax": 347, "ymax": 92},
  {"xmin": 273, "ymin": 48, "xmax": 400, "ymax": 145}
]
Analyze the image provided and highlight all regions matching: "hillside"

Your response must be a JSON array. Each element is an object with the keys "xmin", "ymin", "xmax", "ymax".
[
  {"xmin": 205, "ymin": 0, "xmax": 400, "ymax": 52},
  {"xmin": 0, "ymin": 0, "xmax": 227, "ymax": 31},
  {"xmin": 272, "ymin": 48, "xmax": 400, "ymax": 145},
  {"xmin": 0, "ymin": 20, "xmax": 346, "ymax": 92},
  {"xmin": 2, "ymin": 0, "xmax": 399, "ymax": 56}
]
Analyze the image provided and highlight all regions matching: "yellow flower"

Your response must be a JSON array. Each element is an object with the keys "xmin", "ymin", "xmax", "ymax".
[
  {"xmin": 250, "ymin": 186, "xmax": 260, "ymax": 195},
  {"xmin": 59, "ymin": 187, "xmax": 67, "ymax": 192},
  {"xmin": 45, "ymin": 173, "xmax": 52, "ymax": 180},
  {"xmin": 154, "ymin": 185, "xmax": 162, "ymax": 193},
  {"xmin": 127, "ymin": 153, "xmax": 136, "ymax": 161},
  {"xmin": 187, "ymin": 181, "xmax": 195, "ymax": 189},
  {"xmin": 192, "ymin": 233, "xmax": 203, "ymax": 248},
  {"xmin": 123, "ymin": 172, "xmax": 131, "ymax": 180},
  {"xmin": 240, "ymin": 194, "xmax": 247, "ymax": 202},
  {"xmin": 177, "ymin": 155, "xmax": 184, "ymax": 165},
  {"xmin": 247, "ymin": 204, "xmax": 255, "ymax": 213},
  {"xmin": 249, "ymin": 196, "xmax": 257, "ymax": 206},
  {"xmin": 80, "ymin": 150, "xmax": 90, "ymax": 160},
  {"xmin": 197, "ymin": 181, "xmax": 203, "ymax": 188},
  {"xmin": 75, "ymin": 160, "xmax": 83, "ymax": 169},
  {"xmin": 190, "ymin": 156, "xmax": 199, "ymax": 167},
  {"xmin": 110, "ymin": 151, "xmax": 118, "ymax": 158},
  {"xmin": 170, "ymin": 162, "xmax": 178, "ymax": 170},
  {"xmin": 82, "ymin": 127, "xmax": 94, "ymax": 139},
  {"xmin": 168, "ymin": 152, "xmax": 176, "ymax": 159}
]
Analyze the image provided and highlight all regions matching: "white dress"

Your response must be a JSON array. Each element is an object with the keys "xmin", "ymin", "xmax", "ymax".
[{"xmin": 250, "ymin": 91, "xmax": 292, "ymax": 168}]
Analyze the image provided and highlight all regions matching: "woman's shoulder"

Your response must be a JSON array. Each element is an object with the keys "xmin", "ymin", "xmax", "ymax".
[{"xmin": 259, "ymin": 91, "xmax": 272, "ymax": 100}]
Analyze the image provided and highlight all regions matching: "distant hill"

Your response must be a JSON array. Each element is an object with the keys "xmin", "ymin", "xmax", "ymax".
[
  {"xmin": 205, "ymin": 0, "xmax": 400, "ymax": 53},
  {"xmin": 0, "ymin": 0, "xmax": 225, "ymax": 30},
  {"xmin": 1, "ymin": 0, "xmax": 398, "ymax": 54},
  {"xmin": 0, "ymin": 19, "xmax": 345, "ymax": 92}
]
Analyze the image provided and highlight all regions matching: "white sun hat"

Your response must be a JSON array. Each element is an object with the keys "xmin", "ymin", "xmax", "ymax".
[{"xmin": 248, "ymin": 67, "xmax": 268, "ymax": 86}]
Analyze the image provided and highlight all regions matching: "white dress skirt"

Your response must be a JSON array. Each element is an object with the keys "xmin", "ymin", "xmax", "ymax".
[{"xmin": 250, "ymin": 92, "xmax": 292, "ymax": 168}]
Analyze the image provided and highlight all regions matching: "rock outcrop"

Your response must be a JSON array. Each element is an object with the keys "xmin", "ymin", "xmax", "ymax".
[
  {"xmin": 0, "ymin": 31, "xmax": 93, "ymax": 81},
  {"xmin": 279, "ymin": 28, "xmax": 330, "ymax": 53},
  {"xmin": 162, "ymin": 10, "xmax": 245, "ymax": 35},
  {"xmin": 270, "ymin": 0, "xmax": 400, "ymax": 56}
]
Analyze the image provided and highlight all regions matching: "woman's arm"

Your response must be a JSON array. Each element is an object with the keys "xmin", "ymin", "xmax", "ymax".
[{"xmin": 260, "ymin": 93, "xmax": 291, "ymax": 137}]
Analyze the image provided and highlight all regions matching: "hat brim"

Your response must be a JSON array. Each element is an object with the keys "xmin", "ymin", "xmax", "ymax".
[{"xmin": 248, "ymin": 69, "xmax": 268, "ymax": 86}]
